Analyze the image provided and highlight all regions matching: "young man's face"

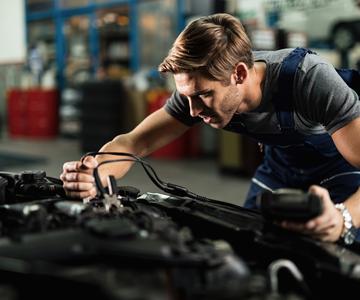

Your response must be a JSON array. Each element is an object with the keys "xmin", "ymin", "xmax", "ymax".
[{"xmin": 174, "ymin": 72, "xmax": 243, "ymax": 129}]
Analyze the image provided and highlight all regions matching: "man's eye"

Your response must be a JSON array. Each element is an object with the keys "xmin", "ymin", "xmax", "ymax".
[{"xmin": 200, "ymin": 93, "xmax": 212, "ymax": 99}]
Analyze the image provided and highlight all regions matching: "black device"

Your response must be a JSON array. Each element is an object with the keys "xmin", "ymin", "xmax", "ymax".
[
  {"xmin": 257, "ymin": 189, "xmax": 323, "ymax": 222},
  {"xmin": 0, "ymin": 170, "xmax": 65, "ymax": 204}
]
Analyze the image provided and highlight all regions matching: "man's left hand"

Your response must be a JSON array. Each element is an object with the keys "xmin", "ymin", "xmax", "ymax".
[{"xmin": 279, "ymin": 185, "xmax": 343, "ymax": 242}]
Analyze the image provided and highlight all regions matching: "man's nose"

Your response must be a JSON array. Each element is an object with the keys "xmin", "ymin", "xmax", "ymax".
[{"xmin": 188, "ymin": 97, "xmax": 202, "ymax": 117}]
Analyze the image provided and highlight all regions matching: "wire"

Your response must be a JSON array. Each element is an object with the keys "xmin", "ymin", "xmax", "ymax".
[
  {"xmin": 81, "ymin": 151, "xmax": 244, "ymax": 209},
  {"xmin": 82, "ymin": 152, "xmax": 191, "ymax": 197},
  {"xmin": 82, "ymin": 152, "xmax": 163, "ymax": 185},
  {"xmin": 95, "ymin": 158, "xmax": 168, "ymax": 195}
]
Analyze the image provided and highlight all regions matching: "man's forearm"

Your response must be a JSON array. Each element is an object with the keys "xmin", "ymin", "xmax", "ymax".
[{"xmin": 95, "ymin": 133, "xmax": 139, "ymax": 182}]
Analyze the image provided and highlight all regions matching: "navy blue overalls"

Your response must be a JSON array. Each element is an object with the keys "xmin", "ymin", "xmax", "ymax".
[{"xmin": 228, "ymin": 48, "xmax": 360, "ymax": 210}]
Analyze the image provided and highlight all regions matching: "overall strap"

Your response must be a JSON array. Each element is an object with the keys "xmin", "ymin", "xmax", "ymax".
[{"xmin": 275, "ymin": 47, "xmax": 315, "ymax": 132}]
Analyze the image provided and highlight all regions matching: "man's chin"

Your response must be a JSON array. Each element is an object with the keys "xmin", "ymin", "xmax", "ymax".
[
  {"xmin": 202, "ymin": 116, "xmax": 229, "ymax": 129},
  {"xmin": 209, "ymin": 122, "xmax": 225, "ymax": 129},
  {"xmin": 212, "ymin": 117, "xmax": 233, "ymax": 129}
]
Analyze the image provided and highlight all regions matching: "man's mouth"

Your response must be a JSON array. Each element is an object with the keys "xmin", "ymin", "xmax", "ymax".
[{"xmin": 200, "ymin": 114, "xmax": 215, "ymax": 124}]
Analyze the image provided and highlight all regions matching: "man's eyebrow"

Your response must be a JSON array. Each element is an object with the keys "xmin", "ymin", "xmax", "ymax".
[{"xmin": 188, "ymin": 89, "xmax": 212, "ymax": 97}]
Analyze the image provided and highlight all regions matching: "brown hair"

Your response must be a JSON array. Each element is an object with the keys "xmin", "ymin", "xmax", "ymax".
[{"xmin": 158, "ymin": 13, "xmax": 253, "ymax": 85}]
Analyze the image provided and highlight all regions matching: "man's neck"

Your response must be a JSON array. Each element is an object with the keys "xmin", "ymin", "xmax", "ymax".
[{"xmin": 244, "ymin": 61, "xmax": 266, "ymax": 111}]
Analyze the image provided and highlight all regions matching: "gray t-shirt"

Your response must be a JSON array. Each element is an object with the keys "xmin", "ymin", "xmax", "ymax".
[{"xmin": 164, "ymin": 48, "xmax": 360, "ymax": 136}]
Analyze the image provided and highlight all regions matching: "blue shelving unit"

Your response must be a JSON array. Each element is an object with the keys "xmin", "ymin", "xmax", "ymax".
[{"xmin": 25, "ymin": 0, "xmax": 185, "ymax": 90}]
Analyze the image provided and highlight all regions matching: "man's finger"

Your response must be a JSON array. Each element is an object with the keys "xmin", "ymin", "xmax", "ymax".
[
  {"xmin": 63, "ymin": 161, "xmax": 83, "ymax": 172},
  {"xmin": 63, "ymin": 157, "xmax": 98, "ymax": 173},
  {"xmin": 81, "ymin": 156, "xmax": 98, "ymax": 170},
  {"xmin": 63, "ymin": 181, "xmax": 95, "ymax": 192},
  {"xmin": 62, "ymin": 172, "xmax": 95, "ymax": 183},
  {"xmin": 65, "ymin": 187, "xmax": 97, "ymax": 200}
]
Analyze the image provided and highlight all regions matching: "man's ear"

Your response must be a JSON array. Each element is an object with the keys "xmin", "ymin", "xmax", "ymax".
[{"xmin": 233, "ymin": 62, "xmax": 248, "ymax": 84}]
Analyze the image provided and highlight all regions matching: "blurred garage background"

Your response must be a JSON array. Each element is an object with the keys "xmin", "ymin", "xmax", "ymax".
[{"xmin": 0, "ymin": 0, "xmax": 359, "ymax": 205}]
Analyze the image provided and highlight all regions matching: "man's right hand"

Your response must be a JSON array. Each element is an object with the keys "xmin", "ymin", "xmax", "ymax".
[{"xmin": 60, "ymin": 156, "xmax": 98, "ymax": 200}]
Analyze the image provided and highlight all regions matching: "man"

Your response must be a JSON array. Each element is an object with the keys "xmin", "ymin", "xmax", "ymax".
[{"xmin": 61, "ymin": 13, "xmax": 360, "ymax": 244}]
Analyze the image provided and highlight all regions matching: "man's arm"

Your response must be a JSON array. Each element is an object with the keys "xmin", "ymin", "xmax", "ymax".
[
  {"xmin": 280, "ymin": 117, "xmax": 360, "ymax": 242},
  {"xmin": 332, "ymin": 117, "xmax": 360, "ymax": 169},
  {"xmin": 331, "ymin": 116, "xmax": 360, "ymax": 228},
  {"xmin": 300, "ymin": 115, "xmax": 360, "ymax": 241},
  {"xmin": 97, "ymin": 107, "xmax": 191, "ymax": 177},
  {"xmin": 61, "ymin": 108, "xmax": 190, "ymax": 199}
]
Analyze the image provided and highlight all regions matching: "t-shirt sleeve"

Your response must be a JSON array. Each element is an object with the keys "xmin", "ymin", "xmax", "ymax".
[
  {"xmin": 295, "ymin": 60, "xmax": 360, "ymax": 135},
  {"xmin": 164, "ymin": 90, "xmax": 202, "ymax": 126}
]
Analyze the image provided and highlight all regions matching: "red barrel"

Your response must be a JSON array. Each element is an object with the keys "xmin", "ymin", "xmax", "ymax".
[
  {"xmin": 27, "ymin": 89, "xmax": 59, "ymax": 137},
  {"xmin": 7, "ymin": 88, "xmax": 59, "ymax": 138},
  {"xmin": 7, "ymin": 89, "xmax": 28, "ymax": 137}
]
